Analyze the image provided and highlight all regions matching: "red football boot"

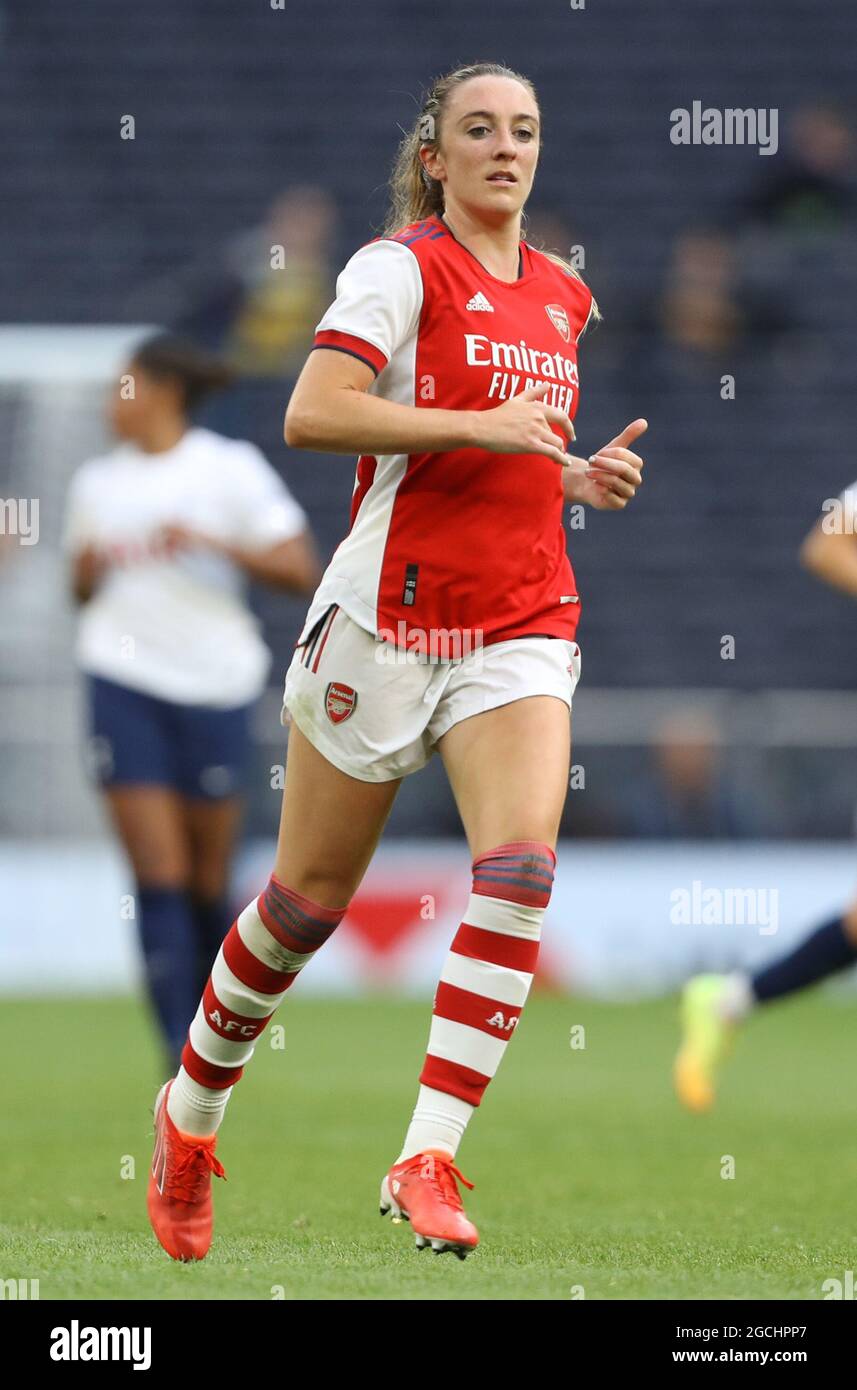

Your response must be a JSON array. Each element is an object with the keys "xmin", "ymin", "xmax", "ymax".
[
  {"xmin": 380, "ymin": 1148, "xmax": 479, "ymax": 1259},
  {"xmin": 147, "ymin": 1080, "xmax": 226, "ymax": 1262}
]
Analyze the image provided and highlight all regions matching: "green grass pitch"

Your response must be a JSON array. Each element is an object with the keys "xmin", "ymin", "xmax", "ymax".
[{"xmin": 1, "ymin": 991, "xmax": 854, "ymax": 1300}]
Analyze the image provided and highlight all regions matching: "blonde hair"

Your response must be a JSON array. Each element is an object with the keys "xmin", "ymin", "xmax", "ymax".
[{"xmin": 381, "ymin": 61, "xmax": 600, "ymax": 323}]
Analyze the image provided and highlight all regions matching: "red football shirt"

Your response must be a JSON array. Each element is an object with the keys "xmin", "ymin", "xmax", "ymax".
[{"xmin": 304, "ymin": 213, "xmax": 594, "ymax": 659}]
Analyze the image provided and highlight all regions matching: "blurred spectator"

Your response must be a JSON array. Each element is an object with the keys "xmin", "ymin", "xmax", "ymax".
[
  {"xmin": 626, "ymin": 709, "xmax": 761, "ymax": 838},
  {"xmin": 624, "ymin": 222, "xmax": 799, "ymax": 403},
  {"xmin": 222, "ymin": 187, "xmax": 339, "ymax": 376},
  {"xmin": 733, "ymin": 105, "xmax": 857, "ymax": 359},
  {"xmin": 741, "ymin": 104, "xmax": 855, "ymax": 237},
  {"xmin": 125, "ymin": 185, "xmax": 341, "ymax": 456},
  {"xmin": 621, "ymin": 226, "xmax": 754, "ymax": 403},
  {"xmin": 127, "ymin": 186, "xmax": 340, "ymax": 377},
  {"xmin": 659, "ymin": 228, "xmax": 745, "ymax": 356}
]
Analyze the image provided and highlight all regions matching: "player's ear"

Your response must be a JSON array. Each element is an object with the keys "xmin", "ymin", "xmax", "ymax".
[{"xmin": 421, "ymin": 138, "xmax": 446, "ymax": 182}]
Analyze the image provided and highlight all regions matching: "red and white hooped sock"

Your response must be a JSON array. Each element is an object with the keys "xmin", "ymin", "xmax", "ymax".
[
  {"xmin": 396, "ymin": 840, "xmax": 556, "ymax": 1163},
  {"xmin": 166, "ymin": 874, "xmax": 347, "ymax": 1136}
]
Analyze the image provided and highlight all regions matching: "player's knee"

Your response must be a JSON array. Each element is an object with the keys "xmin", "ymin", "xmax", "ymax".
[
  {"xmin": 189, "ymin": 866, "xmax": 229, "ymax": 903},
  {"xmin": 283, "ymin": 873, "xmax": 355, "ymax": 910},
  {"xmin": 126, "ymin": 836, "xmax": 190, "ymax": 887},
  {"xmin": 263, "ymin": 865, "xmax": 355, "ymax": 914},
  {"xmin": 254, "ymin": 873, "xmax": 350, "ymax": 960},
  {"xmin": 472, "ymin": 840, "xmax": 556, "ymax": 909},
  {"xmin": 271, "ymin": 858, "xmax": 358, "ymax": 911}
]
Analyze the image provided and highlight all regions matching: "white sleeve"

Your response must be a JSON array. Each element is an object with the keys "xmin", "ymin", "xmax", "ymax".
[
  {"xmin": 60, "ymin": 467, "xmax": 95, "ymax": 554},
  {"xmin": 227, "ymin": 443, "xmax": 308, "ymax": 549},
  {"xmin": 312, "ymin": 239, "xmax": 424, "ymax": 375}
]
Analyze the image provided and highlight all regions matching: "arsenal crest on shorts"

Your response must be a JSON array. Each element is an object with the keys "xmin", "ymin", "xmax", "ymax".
[
  {"xmin": 545, "ymin": 303, "xmax": 571, "ymax": 343},
  {"xmin": 325, "ymin": 681, "xmax": 358, "ymax": 724}
]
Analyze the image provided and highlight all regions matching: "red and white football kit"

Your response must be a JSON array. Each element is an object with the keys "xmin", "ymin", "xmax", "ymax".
[
  {"xmin": 282, "ymin": 214, "xmax": 592, "ymax": 780},
  {"xmin": 150, "ymin": 222, "xmax": 596, "ymax": 1259}
]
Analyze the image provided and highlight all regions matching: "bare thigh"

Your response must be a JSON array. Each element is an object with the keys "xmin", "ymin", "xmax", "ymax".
[
  {"xmin": 103, "ymin": 785, "xmax": 191, "ymax": 887},
  {"xmin": 181, "ymin": 795, "xmax": 245, "ymax": 900},
  {"xmin": 273, "ymin": 723, "xmax": 402, "ymax": 907},
  {"xmin": 437, "ymin": 695, "xmax": 572, "ymax": 860}
]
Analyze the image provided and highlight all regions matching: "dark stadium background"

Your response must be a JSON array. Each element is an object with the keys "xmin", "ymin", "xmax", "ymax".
[{"xmin": 1, "ymin": 0, "xmax": 856, "ymax": 947}]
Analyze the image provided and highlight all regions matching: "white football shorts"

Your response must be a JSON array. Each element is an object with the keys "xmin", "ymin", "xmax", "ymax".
[{"xmin": 280, "ymin": 603, "xmax": 582, "ymax": 783}]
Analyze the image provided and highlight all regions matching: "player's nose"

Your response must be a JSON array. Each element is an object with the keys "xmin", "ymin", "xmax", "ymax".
[{"xmin": 494, "ymin": 135, "xmax": 518, "ymax": 158}]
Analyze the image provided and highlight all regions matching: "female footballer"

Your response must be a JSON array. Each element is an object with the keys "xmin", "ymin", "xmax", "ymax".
[
  {"xmin": 147, "ymin": 64, "xmax": 647, "ymax": 1261},
  {"xmin": 64, "ymin": 333, "xmax": 320, "ymax": 1076}
]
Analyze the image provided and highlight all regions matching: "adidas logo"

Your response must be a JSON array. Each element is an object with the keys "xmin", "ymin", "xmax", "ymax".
[{"xmin": 465, "ymin": 291, "xmax": 494, "ymax": 312}]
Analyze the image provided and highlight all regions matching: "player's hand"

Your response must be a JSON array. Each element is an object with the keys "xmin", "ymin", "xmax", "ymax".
[
  {"xmin": 76, "ymin": 542, "xmax": 109, "ymax": 579},
  {"xmin": 157, "ymin": 522, "xmax": 224, "ymax": 554},
  {"xmin": 563, "ymin": 419, "xmax": 647, "ymax": 510},
  {"xmin": 71, "ymin": 542, "xmax": 110, "ymax": 603},
  {"xmin": 472, "ymin": 383, "xmax": 576, "ymax": 466}
]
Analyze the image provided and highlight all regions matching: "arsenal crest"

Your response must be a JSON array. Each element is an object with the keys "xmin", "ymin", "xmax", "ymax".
[
  {"xmin": 325, "ymin": 681, "xmax": 357, "ymax": 724},
  {"xmin": 545, "ymin": 303, "xmax": 571, "ymax": 343}
]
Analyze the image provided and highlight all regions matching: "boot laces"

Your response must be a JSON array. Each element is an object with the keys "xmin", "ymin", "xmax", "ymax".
[
  {"xmin": 413, "ymin": 1153, "xmax": 474, "ymax": 1209},
  {"xmin": 168, "ymin": 1140, "xmax": 226, "ymax": 1203}
]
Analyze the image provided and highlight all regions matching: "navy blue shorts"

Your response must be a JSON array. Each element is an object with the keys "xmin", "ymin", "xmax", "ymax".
[{"xmin": 85, "ymin": 673, "xmax": 253, "ymax": 799}]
